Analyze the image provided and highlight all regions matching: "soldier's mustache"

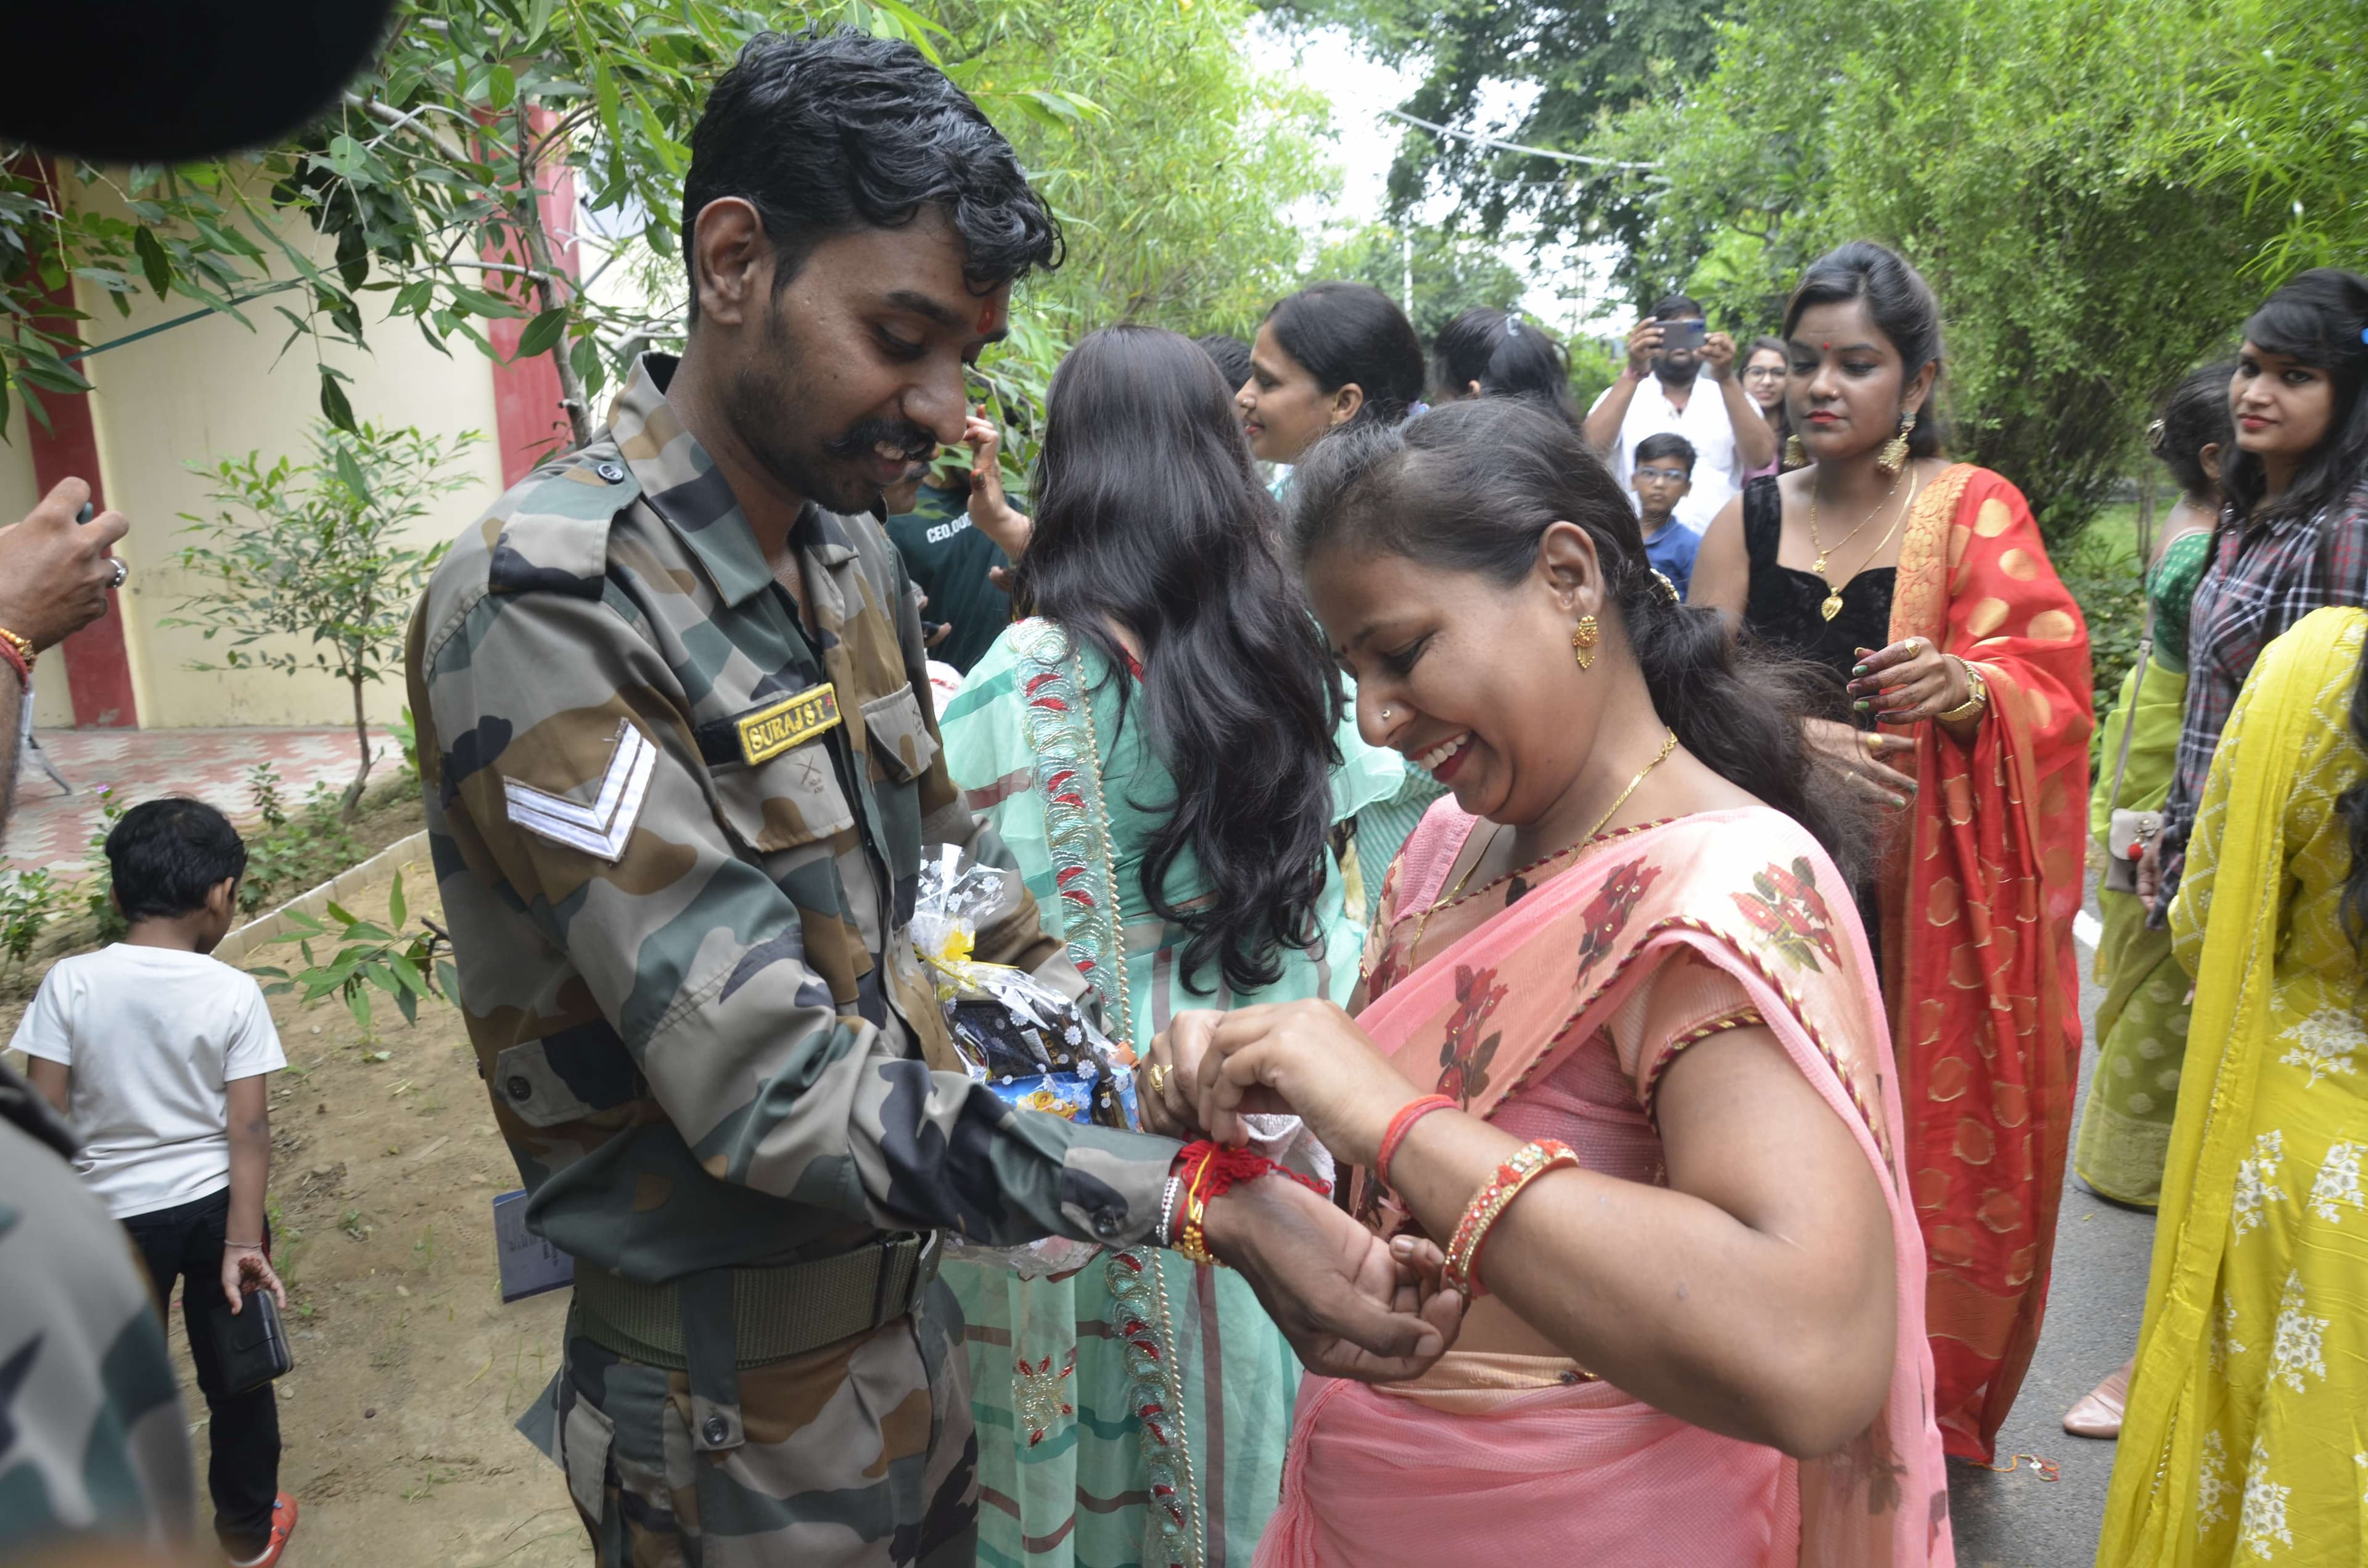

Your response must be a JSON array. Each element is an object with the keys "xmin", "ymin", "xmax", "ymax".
[{"xmin": 826, "ymin": 419, "xmax": 934, "ymax": 462}]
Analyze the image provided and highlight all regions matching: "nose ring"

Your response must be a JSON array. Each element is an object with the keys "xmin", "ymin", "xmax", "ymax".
[{"xmin": 1379, "ymin": 706, "xmax": 1394, "ymax": 722}]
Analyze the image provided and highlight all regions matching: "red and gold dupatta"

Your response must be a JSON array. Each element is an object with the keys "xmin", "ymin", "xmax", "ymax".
[
  {"xmin": 1881, "ymin": 464, "xmax": 2094, "ymax": 1461},
  {"xmin": 1259, "ymin": 807, "xmax": 1953, "ymax": 1567}
]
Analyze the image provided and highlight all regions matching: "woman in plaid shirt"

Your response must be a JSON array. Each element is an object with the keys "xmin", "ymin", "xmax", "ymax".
[{"xmin": 2140, "ymin": 268, "xmax": 2368, "ymax": 919}]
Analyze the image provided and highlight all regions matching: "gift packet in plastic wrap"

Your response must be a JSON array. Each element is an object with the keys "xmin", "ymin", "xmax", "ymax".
[{"xmin": 913, "ymin": 847, "xmax": 1141, "ymax": 1277}]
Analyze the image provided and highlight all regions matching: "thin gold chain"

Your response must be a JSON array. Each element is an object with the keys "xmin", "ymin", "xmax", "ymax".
[
  {"xmin": 1404, "ymin": 728, "xmax": 1679, "ymax": 967},
  {"xmin": 1808, "ymin": 461, "xmax": 1904, "ymax": 577}
]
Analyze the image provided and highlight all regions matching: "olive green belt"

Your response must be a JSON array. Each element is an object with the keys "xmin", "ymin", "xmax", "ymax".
[{"xmin": 570, "ymin": 1231, "xmax": 943, "ymax": 1371}]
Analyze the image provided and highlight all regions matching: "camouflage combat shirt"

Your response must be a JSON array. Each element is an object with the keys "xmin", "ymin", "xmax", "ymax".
[{"xmin": 408, "ymin": 355, "xmax": 1174, "ymax": 1285}]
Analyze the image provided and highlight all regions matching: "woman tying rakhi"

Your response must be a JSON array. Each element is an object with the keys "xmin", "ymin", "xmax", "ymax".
[
  {"xmin": 1692, "ymin": 242, "xmax": 2094, "ymax": 1461},
  {"xmin": 1140, "ymin": 399, "xmax": 1953, "ymax": 1566}
]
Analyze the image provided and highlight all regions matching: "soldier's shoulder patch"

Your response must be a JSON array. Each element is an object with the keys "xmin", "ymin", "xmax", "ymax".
[
  {"xmin": 488, "ymin": 446, "xmax": 639, "ymax": 599},
  {"xmin": 503, "ymin": 718, "xmax": 657, "ymax": 862}
]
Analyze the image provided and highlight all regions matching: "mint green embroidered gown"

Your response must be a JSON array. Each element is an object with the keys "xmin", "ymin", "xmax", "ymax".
[{"xmin": 938, "ymin": 619, "xmax": 1401, "ymax": 1568}]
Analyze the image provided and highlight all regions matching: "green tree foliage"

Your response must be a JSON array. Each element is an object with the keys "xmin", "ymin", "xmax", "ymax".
[
  {"xmin": 1267, "ymin": 0, "xmax": 1722, "ymax": 271},
  {"xmin": 2163, "ymin": 0, "xmax": 2368, "ymax": 280},
  {"xmin": 947, "ymin": 0, "xmax": 1334, "ymax": 338},
  {"xmin": 167, "ymin": 424, "xmax": 483, "ymax": 816},
  {"xmin": 1309, "ymin": 222, "xmax": 1524, "ymax": 343},
  {"xmin": 1590, "ymin": 0, "xmax": 2278, "ymax": 537}
]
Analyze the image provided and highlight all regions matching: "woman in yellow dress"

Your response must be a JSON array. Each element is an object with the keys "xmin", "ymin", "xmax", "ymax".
[{"xmin": 2098, "ymin": 602, "xmax": 2368, "ymax": 1563}]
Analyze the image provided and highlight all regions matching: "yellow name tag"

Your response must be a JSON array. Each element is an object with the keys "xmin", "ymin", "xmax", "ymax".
[{"xmin": 736, "ymin": 683, "xmax": 842, "ymax": 765}]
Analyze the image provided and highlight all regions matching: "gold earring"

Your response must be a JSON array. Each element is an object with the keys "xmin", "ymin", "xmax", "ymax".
[
  {"xmin": 1784, "ymin": 433, "xmax": 1807, "ymax": 469},
  {"xmin": 1877, "ymin": 411, "xmax": 1914, "ymax": 475},
  {"xmin": 1571, "ymin": 615, "xmax": 1600, "ymax": 671}
]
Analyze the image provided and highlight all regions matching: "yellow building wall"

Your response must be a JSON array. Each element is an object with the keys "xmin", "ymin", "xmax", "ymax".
[{"xmin": 74, "ymin": 229, "xmax": 507, "ymax": 729}]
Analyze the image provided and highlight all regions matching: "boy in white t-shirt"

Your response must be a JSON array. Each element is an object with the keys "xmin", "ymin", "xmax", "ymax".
[{"xmin": 17, "ymin": 797, "xmax": 297, "ymax": 1567}]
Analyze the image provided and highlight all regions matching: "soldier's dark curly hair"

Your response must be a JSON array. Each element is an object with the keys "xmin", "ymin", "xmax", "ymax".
[{"xmin": 681, "ymin": 28, "xmax": 1061, "ymax": 316}]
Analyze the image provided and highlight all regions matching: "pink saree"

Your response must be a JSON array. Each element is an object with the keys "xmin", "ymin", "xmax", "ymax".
[{"xmin": 1257, "ymin": 806, "xmax": 1954, "ymax": 1567}]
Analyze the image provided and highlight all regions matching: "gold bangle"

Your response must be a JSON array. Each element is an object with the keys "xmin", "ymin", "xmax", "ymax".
[
  {"xmin": 1936, "ymin": 658, "xmax": 1989, "ymax": 724},
  {"xmin": 0, "ymin": 626, "xmax": 36, "ymax": 672}
]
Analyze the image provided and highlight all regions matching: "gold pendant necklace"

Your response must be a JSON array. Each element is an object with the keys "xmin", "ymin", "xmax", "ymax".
[
  {"xmin": 1404, "ymin": 729, "xmax": 1680, "ymax": 967},
  {"xmin": 1819, "ymin": 468, "xmax": 1922, "ymax": 622},
  {"xmin": 1809, "ymin": 466, "xmax": 1905, "ymax": 620}
]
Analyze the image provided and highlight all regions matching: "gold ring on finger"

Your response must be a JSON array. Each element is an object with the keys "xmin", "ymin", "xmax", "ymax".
[{"xmin": 1145, "ymin": 1062, "xmax": 1170, "ymax": 1096}]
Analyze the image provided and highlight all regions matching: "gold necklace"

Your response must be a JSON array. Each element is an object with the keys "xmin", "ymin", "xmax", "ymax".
[
  {"xmin": 1404, "ymin": 728, "xmax": 1680, "ymax": 966},
  {"xmin": 1809, "ymin": 465, "xmax": 1910, "ymax": 621}
]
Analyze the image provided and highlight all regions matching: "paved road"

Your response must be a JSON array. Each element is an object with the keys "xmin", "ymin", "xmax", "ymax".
[{"xmin": 1947, "ymin": 882, "xmax": 2155, "ymax": 1566}]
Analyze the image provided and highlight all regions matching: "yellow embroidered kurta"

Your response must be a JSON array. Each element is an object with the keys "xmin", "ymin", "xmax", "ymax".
[{"xmin": 2099, "ymin": 607, "xmax": 2368, "ymax": 1566}]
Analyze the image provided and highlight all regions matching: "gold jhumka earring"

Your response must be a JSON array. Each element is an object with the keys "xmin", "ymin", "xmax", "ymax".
[
  {"xmin": 1572, "ymin": 615, "xmax": 1600, "ymax": 671},
  {"xmin": 1784, "ymin": 433, "xmax": 1807, "ymax": 469},
  {"xmin": 1877, "ymin": 410, "xmax": 1915, "ymax": 475}
]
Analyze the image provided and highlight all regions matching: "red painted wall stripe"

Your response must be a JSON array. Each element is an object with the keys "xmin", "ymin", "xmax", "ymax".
[
  {"xmin": 25, "ymin": 160, "xmax": 137, "ymax": 727},
  {"xmin": 486, "ymin": 125, "xmax": 582, "ymax": 486}
]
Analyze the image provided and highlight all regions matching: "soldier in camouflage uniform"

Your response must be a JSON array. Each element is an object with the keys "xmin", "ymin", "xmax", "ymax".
[
  {"xmin": 409, "ymin": 29, "xmax": 1452, "ymax": 1568},
  {"xmin": 0, "ymin": 1061, "xmax": 197, "ymax": 1556}
]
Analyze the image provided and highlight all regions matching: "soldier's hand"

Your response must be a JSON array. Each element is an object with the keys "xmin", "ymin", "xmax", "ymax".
[
  {"xmin": 1202, "ymin": 1173, "xmax": 1463, "ymax": 1382},
  {"xmin": 0, "ymin": 477, "xmax": 129, "ymax": 649}
]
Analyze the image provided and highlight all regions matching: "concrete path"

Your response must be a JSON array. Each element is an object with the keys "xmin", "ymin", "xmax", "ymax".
[
  {"xmin": 1947, "ymin": 879, "xmax": 2153, "ymax": 1566},
  {"xmin": 6, "ymin": 725, "xmax": 396, "ymax": 875}
]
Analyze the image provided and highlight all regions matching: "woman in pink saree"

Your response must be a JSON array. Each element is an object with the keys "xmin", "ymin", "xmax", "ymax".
[{"xmin": 1148, "ymin": 400, "xmax": 1954, "ymax": 1565}]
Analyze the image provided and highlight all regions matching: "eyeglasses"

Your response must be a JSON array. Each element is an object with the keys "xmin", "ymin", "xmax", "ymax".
[
  {"xmin": 1741, "ymin": 366, "xmax": 1786, "ymax": 381},
  {"xmin": 1634, "ymin": 466, "xmax": 1692, "ymax": 483}
]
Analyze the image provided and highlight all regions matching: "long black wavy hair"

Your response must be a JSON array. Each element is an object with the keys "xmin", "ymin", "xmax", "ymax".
[
  {"xmin": 1288, "ymin": 398, "xmax": 1872, "ymax": 884},
  {"xmin": 1263, "ymin": 282, "xmax": 1426, "ymax": 430},
  {"xmin": 2224, "ymin": 268, "xmax": 2368, "ymax": 532},
  {"xmin": 1782, "ymin": 240, "xmax": 1950, "ymax": 460},
  {"xmin": 1431, "ymin": 307, "xmax": 1580, "ymax": 429},
  {"xmin": 1021, "ymin": 326, "xmax": 1346, "ymax": 995}
]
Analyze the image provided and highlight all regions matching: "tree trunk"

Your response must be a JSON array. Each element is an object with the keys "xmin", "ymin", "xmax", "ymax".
[
  {"xmin": 512, "ymin": 115, "xmax": 593, "ymax": 448},
  {"xmin": 342, "ymin": 671, "xmax": 372, "ymax": 822}
]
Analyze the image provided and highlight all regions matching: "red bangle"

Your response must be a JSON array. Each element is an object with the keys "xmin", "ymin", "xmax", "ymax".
[
  {"xmin": 1444, "ymin": 1139, "xmax": 1581, "ymax": 1299},
  {"xmin": 0, "ymin": 634, "xmax": 29, "ymax": 690},
  {"xmin": 1375, "ymin": 1094, "xmax": 1456, "ymax": 1191}
]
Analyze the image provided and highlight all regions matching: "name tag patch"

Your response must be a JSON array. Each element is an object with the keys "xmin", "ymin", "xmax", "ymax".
[{"xmin": 736, "ymin": 683, "xmax": 841, "ymax": 765}]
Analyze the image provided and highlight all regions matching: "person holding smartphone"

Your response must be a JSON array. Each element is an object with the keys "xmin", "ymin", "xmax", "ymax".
[{"xmin": 1582, "ymin": 294, "xmax": 1776, "ymax": 533}]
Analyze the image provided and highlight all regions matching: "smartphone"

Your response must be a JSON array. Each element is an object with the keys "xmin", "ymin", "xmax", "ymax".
[{"xmin": 1657, "ymin": 318, "xmax": 1707, "ymax": 353}]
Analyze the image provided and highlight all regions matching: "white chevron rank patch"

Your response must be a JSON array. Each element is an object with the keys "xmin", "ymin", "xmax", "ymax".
[{"xmin": 503, "ymin": 719, "xmax": 658, "ymax": 863}]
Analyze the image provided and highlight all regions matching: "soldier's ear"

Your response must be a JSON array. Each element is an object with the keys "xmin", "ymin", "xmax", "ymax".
[{"xmin": 690, "ymin": 197, "xmax": 773, "ymax": 328}]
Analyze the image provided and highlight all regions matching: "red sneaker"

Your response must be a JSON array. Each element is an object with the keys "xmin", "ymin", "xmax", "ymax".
[{"xmin": 229, "ymin": 1492, "xmax": 298, "ymax": 1567}]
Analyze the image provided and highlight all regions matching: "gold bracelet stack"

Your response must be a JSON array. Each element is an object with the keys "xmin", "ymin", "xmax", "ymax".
[{"xmin": 1444, "ymin": 1139, "xmax": 1580, "ymax": 1298}]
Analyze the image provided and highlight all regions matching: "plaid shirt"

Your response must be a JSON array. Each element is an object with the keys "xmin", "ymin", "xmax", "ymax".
[{"xmin": 2154, "ymin": 476, "xmax": 2368, "ymax": 917}]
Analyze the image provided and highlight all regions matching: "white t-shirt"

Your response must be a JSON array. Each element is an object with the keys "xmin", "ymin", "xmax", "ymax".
[
  {"xmin": 12, "ymin": 944, "xmax": 286, "ymax": 1219},
  {"xmin": 1589, "ymin": 372, "xmax": 1746, "ymax": 533}
]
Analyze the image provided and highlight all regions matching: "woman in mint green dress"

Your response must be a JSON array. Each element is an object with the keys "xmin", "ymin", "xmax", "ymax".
[{"xmin": 937, "ymin": 326, "xmax": 1399, "ymax": 1568}]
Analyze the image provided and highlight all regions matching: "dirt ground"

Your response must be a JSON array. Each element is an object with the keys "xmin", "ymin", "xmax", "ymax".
[{"xmin": 7, "ymin": 852, "xmax": 591, "ymax": 1567}]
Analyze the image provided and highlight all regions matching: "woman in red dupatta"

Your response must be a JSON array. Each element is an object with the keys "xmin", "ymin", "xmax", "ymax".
[
  {"xmin": 1141, "ymin": 399, "xmax": 1953, "ymax": 1566},
  {"xmin": 1692, "ymin": 243, "xmax": 2093, "ymax": 1460}
]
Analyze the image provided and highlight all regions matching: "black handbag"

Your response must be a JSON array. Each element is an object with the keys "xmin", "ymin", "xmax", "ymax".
[{"xmin": 207, "ymin": 1288, "xmax": 294, "ymax": 1395}]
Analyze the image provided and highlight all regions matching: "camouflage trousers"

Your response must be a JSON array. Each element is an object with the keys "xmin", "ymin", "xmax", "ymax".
[{"xmin": 528, "ymin": 1279, "xmax": 979, "ymax": 1566}]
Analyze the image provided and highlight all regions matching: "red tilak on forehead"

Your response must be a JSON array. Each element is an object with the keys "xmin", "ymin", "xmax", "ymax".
[{"xmin": 977, "ymin": 300, "xmax": 1003, "ymax": 335}]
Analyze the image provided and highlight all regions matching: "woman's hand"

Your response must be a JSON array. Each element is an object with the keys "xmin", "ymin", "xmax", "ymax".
[
  {"xmin": 2135, "ymin": 835, "xmax": 2163, "ymax": 902},
  {"xmin": 1803, "ymin": 717, "xmax": 1916, "ymax": 810},
  {"xmin": 1845, "ymin": 637, "xmax": 1968, "ymax": 725},
  {"xmin": 1140, "ymin": 1013, "xmax": 1212, "ymax": 1138},
  {"xmin": 962, "ymin": 409, "xmax": 1034, "ymax": 560},
  {"xmin": 1190, "ymin": 999, "xmax": 1419, "ymax": 1168}
]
